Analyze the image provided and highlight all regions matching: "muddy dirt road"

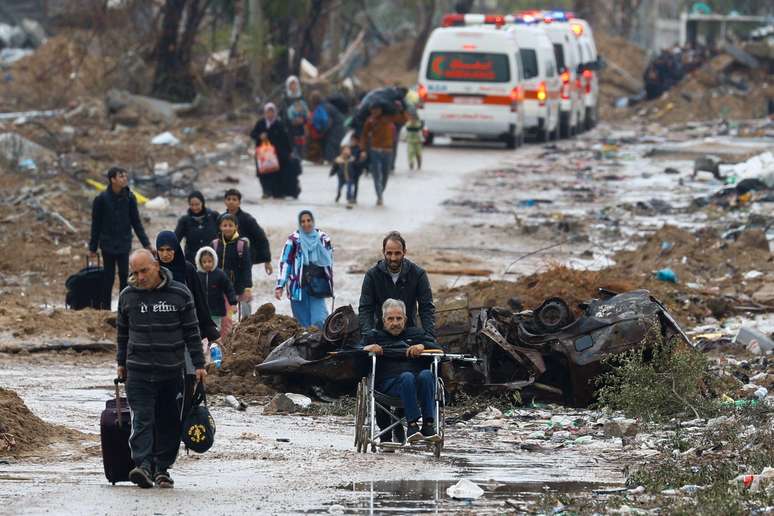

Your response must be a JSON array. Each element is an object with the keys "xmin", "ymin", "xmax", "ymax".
[{"xmin": 1, "ymin": 123, "xmax": 772, "ymax": 514}]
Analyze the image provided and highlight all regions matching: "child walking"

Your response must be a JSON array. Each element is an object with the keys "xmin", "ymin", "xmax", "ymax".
[
  {"xmin": 405, "ymin": 112, "xmax": 424, "ymax": 171},
  {"xmin": 211, "ymin": 213, "xmax": 252, "ymax": 335},
  {"xmin": 195, "ymin": 246, "xmax": 238, "ymax": 341},
  {"xmin": 329, "ymin": 144, "xmax": 357, "ymax": 209}
]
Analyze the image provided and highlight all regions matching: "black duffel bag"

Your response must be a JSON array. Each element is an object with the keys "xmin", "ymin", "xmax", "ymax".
[
  {"xmin": 181, "ymin": 382, "xmax": 215, "ymax": 454},
  {"xmin": 302, "ymin": 264, "xmax": 332, "ymax": 298}
]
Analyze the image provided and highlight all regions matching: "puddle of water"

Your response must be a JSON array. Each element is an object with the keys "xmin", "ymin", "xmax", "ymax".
[{"xmin": 328, "ymin": 479, "xmax": 612, "ymax": 514}]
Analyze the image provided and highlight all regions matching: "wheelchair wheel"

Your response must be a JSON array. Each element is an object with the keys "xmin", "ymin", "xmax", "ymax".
[
  {"xmin": 355, "ymin": 378, "xmax": 369, "ymax": 453},
  {"xmin": 354, "ymin": 379, "xmax": 363, "ymax": 449}
]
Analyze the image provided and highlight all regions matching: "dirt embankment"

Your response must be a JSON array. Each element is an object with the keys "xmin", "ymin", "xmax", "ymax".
[
  {"xmin": 0, "ymin": 387, "xmax": 80, "ymax": 457},
  {"xmin": 438, "ymin": 225, "xmax": 773, "ymax": 327},
  {"xmin": 206, "ymin": 303, "xmax": 302, "ymax": 398}
]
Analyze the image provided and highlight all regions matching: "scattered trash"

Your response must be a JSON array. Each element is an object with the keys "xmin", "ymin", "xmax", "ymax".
[
  {"xmin": 680, "ymin": 484, "xmax": 702, "ymax": 494},
  {"xmin": 446, "ymin": 479, "xmax": 484, "ymax": 500},
  {"xmin": 655, "ymin": 268, "xmax": 678, "ymax": 283},
  {"xmin": 732, "ymin": 468, "xmax": 774, "ymax": 492},
  {"xmin": 210, "ymin": 343, "xmax": 223, "ymax": 368},
  {"xmin": 743, "ymin": 271, "xmax": 764, "ymax": 280},
  {"xmin": 734, "ymin": 327, "xmax": 774, "ymax": 354},
  {"xmin": 574, "ymin": 435, "xmax": 593, "ymax": 445},
  {"xmin": 753, "ymin": 387, "xmax": 768, "ymax": 400},
  {"xmin": 225, "ymin": 395, "xmax": 246, "ymax": 411},
  {"xmin": 143, "ymin": 196, "xmax": 170, "ymax": 210},
  {"xmin": 151, "ymin": 131, "xmax": 180, "ymax": 146},
  {"xmin": 327, "ymin": 504, "xmax": 345, "ymax": 515}
]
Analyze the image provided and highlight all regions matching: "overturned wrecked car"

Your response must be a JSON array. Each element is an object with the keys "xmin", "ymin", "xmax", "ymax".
[{"xmin": 255, "ymin": 290, "xmax": 689, "ymax": 407}]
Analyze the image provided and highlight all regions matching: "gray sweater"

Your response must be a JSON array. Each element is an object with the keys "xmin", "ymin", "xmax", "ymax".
[{"xmin": 117, "ymin": 267, "xmax": 205, "ymax": 381}]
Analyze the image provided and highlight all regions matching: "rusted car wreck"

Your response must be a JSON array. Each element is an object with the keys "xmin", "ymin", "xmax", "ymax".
[{"xmin": 256, "ymin": 289, "xmax": 689, "ymax": 407}]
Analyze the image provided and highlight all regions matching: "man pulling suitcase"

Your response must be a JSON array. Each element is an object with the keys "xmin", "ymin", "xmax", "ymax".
[{"xmin": 116, "ymin": 249, "xmax": 206, "ymax": 488}]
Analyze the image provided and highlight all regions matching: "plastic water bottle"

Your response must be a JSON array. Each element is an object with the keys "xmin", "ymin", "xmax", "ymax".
[{"xmin": 210, "ymin": 344, "xmax": 222, "ymax": 369}]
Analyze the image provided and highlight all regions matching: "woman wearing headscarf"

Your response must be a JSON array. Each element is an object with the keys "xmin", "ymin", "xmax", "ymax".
[
  {"xmin": 250, "ymin": 102, "xmax": 297, "ymax": 199},
  {"xmin": 274, "ymin": 210, "xmax": 333, "ymax": 328},
  {"xmin": 174, "ymin": 191, "xmax": 220, "ymax": 263},
  {"xmin": 155, "ymin": 231, "xmax": 220, "ymax": 344},
  {"xmin": 283, "ymin": 75, "xmax": 309, "ymax": 159}
]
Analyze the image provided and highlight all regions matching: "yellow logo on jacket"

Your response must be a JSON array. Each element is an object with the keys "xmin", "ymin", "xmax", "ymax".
[{"xmin": 187, "ymin": 424, "xmax": 206, "ymax": 443}]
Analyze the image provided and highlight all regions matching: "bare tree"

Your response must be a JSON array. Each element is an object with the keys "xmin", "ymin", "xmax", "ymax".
[
  {"xmin": 406, "ymin": 0, "xmax": 436, "ymax": 71},
  {"xmin": 151, "ymin": 0, "xmax": 214, "ymax": 102}
]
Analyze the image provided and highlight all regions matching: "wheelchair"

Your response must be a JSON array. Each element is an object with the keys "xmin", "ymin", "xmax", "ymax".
[{"xmin": 354, "ymin": 350, "xmax": 478, "ymax": 458}]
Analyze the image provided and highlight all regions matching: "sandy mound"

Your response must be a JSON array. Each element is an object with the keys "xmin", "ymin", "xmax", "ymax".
[
  {"xmin": 207, "ymin": 303, "xmax": 302, "ymax": 397},
  {"xmin": 0, "ymin": 387, "xmax": 56, "ymax": 456},
  {"xmin": 0, "ymin": 302, "xmax": 116, "ymax": 342},
  {"xmin": 439, "ymin": 226, "xmax": 773, "ymax": 328}
]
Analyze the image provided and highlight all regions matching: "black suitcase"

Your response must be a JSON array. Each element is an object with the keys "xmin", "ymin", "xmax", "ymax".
[
  {"xmin": 100, "ymin": 378, "xmax": 134, "ymax": 484},
  {"xmin": 65, "ymin": 257, "xmax": 103, "ymax": 310}
]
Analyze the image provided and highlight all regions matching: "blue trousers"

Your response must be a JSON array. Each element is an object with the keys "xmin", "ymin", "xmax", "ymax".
[
  {"xmin": 290, "ymin": 287, "xmax": 329, "ymax": 328},
  {"xmin": 377, "ymin": 370, "xmax": 435, "ymax": 423},
  {"xmin": 369, "ymin": 150, "xmax": 392, "ymax": 200}
]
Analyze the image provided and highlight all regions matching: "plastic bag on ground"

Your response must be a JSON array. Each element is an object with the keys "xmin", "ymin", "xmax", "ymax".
[{"xmin": 446, "ymin": 479, "xmax": 484, "ymax": 500}]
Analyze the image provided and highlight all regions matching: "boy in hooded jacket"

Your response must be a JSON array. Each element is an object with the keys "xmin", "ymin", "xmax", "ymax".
[
  {"xmin": 211, "ymin": 213, "xmax": 252, "ymax": 325},
  {"xmin": 195, "ymin": 246, "xmax": 238, "ymax": 339}
]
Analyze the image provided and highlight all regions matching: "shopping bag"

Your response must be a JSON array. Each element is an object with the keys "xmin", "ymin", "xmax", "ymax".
[{"xmin": 256, "ymin": 142, "xmax": 280, "ymax": 175}]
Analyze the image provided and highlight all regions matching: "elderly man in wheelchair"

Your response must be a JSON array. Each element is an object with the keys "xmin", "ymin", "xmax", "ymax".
[{"xmin": 361, "ymin": 298, "xmax": 442, "ymax": 445}]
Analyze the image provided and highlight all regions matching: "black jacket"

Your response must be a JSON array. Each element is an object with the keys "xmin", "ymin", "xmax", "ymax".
[
  {"xmin": 197, "ymin": 268, "xmax": 237, "ymax": 317},
  {"xmin": 250, "ymin": 119, "xmax": 292, "ymax": 167},
  {"xmin": 184, "ymin": 262, "xmax": 220, "ymax": 342},
  {"xmin": 175, "ymin": 208, "xmax": 220, "ymax": 263},
  {"xmin": 358, "ymin": 259, "xmax": 435, "ymax": 337},
  {"xmin": 231, "ymin": 209, "xmax": 271, "ymax": 265},
  {"xmin": 117, "ymin": 268, "xmax": 205, "ymax": 381},
  {"xmin": 89, "ymin": 187, "xmax": 150, "ymax": 255},
  {"xmin": 213, "ymin": 236, "xmax": 252, "ymax": 295},
  {"xmin": 364, "ymin": 327, "xmax": 440, "ymax": 383}
]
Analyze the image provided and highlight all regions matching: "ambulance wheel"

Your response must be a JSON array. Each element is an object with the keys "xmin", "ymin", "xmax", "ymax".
[{"xmin": 504, "ymin": 132, "xmax": 517, "ymax": 150}]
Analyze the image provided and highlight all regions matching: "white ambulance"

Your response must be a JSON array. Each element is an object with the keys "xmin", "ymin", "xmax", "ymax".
[
  {"xmin": 417, "ymin": 15, "xmax": 526, "ymax": 149},
  {"xmin": 510, "ymin": 23, "xmax": 561, "ymax": 141},
  {"xmin": 567, "ymin": 17, "xmax": 601, "ymax": 129},
  {"xmin": 539, "ymin": 17, "xmax": 585, "ymax": 137}
]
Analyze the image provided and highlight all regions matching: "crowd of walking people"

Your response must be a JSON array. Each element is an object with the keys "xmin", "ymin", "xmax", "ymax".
[
  {"xmin": 247, "ymin": 75, "xmax": 422, "ymax": 207},
  {"xmin": 87, "ymin": 74, "xmax": 436, "ymax": 490}
]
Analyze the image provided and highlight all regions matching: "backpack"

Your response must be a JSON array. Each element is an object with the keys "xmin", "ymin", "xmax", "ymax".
[
  {"xmin": 212, "ymin": 238, "xmax": 246, "ymax": 259},
  {"xmin": 312, "ymin": 105, "xmax": 330, "ymax": 133}
]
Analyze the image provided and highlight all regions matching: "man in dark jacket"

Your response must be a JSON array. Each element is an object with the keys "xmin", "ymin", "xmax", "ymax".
[
  {"xmin": 89, "ymin": 167, "xmax": 152, "ymax": 310},
  {"xmin": 223, "ymin": 189, "xmax": 272, "ymax": 319},
  {"xmin": 358, "ymin": 231, "xmax": 435, "ymax": 337},
  {"xmin": 363, "ymin": 298, "xmax": 441, "ymax": 442},
  {"xmin": 117, "ymin": 249, "xmax": 206, "ymax": 489}
]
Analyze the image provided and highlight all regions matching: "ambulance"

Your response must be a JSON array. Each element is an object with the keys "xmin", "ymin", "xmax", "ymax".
[
  {"xmin": 509, "ymin": 22, "xmax": 561, "ymax": 141},
  {"xmin": 416, "ymin": 14, "xmax": 526, "ymax": 149},
  {"xmin": 567, "ymin": 17, "xmax": 601, "ymax": 129},
  {"xmin": 536, "ymin": 13, "xmax": 585, "ymax": 137}
]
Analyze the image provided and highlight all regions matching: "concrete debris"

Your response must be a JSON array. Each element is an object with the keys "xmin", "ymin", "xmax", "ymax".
[
  {"xmin": 603, "ymin": 419, "xmax": 639, "ymax": 439},
  {"xmin": 735, "ymin": 326, "xmax": 774, "ymax": 354},
  {"xmin": 0, "ymin": 132, "xmax": 55, "ymax": 164},
  {"xmin": 264, "ymin": 393, "xmax": 311, "ymax": 414}
]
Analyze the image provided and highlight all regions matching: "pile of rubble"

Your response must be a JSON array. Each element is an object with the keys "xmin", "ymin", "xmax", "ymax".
[{"xmin": 207, "ymin": 304, "xmax": 302, "ymax": 397}]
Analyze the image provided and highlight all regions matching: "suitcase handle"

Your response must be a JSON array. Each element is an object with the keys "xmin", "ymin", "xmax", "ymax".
[{"xmin": 114, "ymin": 377, "xmax": 126, "ymax": 428}]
